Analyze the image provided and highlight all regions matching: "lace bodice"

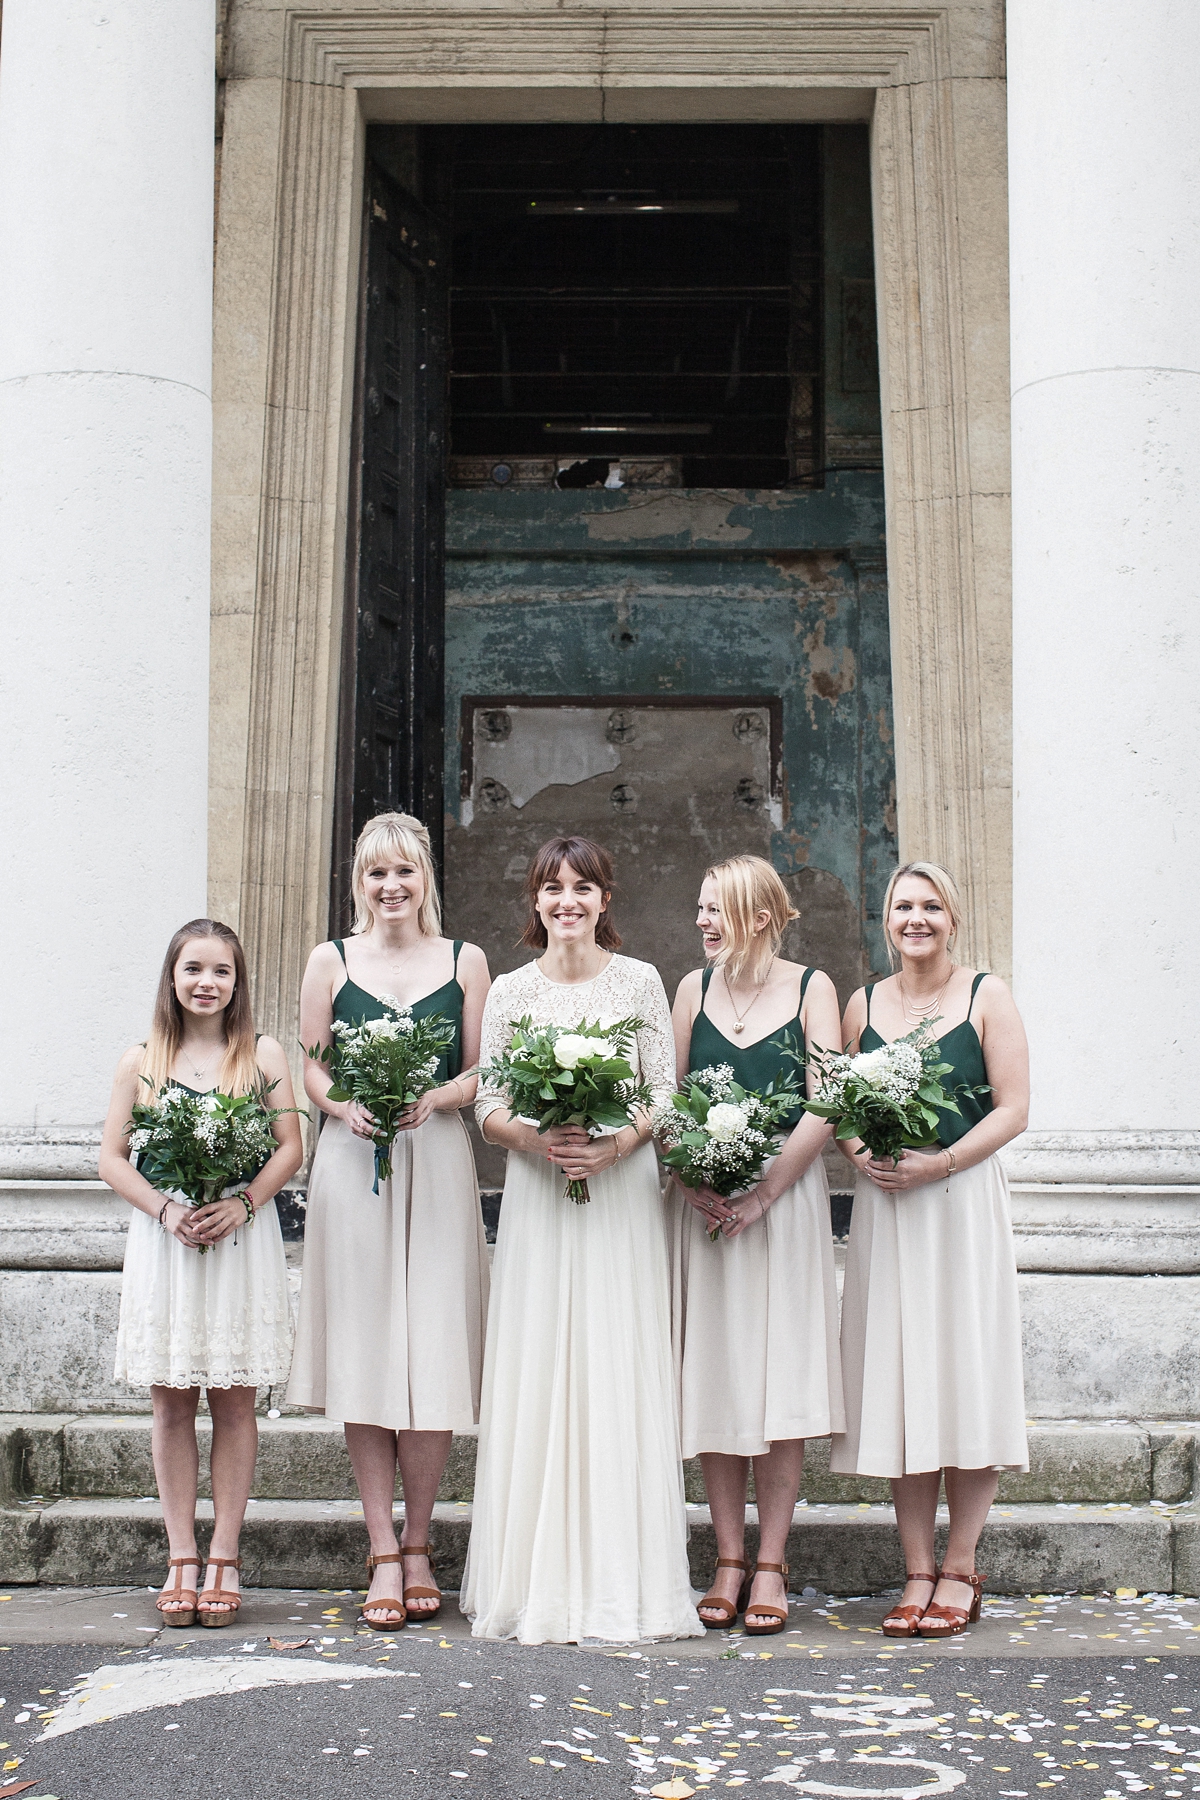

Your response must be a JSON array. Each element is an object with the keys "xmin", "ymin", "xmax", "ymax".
[{"xmin": 475, "ymin": 954, "xmax": 676, "ymax": 1129}]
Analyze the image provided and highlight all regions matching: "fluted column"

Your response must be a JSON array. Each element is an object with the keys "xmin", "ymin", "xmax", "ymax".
[{"xmin": 0, "ymin": 1, "xmax": 214, "ymax": 1142}]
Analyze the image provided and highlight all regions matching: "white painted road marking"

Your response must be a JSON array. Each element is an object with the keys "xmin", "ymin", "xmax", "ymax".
[{"xmin": 38, "ymin": 1657, "xmax": 400, "ymax": 1739}]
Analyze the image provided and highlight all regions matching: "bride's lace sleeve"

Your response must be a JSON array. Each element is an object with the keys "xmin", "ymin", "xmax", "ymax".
[
  {"xmin": 629, "ymin": 961, "xmax": 677, "ymax": 1109},
  {"xmin": 475, "ymin": 971, "xmax": 520, "ymax": 1130}
]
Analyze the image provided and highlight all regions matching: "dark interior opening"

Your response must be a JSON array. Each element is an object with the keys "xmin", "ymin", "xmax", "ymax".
[{"xmin": 423, "ymin": 122, "xmax": 823, "ymax": 488}]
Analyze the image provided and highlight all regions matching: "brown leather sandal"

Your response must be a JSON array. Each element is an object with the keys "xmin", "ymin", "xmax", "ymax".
[
  {"xmin": 197, "ymin": 1557, "xmax": 242, "ymax": 1628},
  {"xmin": 155, "ymin": 1556, "xmax": 200, "ymax": 1628},
  {"xmin": 697, "ymin": 1556, "xmax": 751, "ymax": 1629},
  {"xmin": 917, "ymin": 1569, "xmax": 984, "ymax": 1637},
  {"xmin": 882, "ymin": 1571, "xmax": 939, "ymax": 1638},
  {"xmin": 743, "ymin": 1560, "xmax": 790, "ymax": 1635},
  {"xmin": 401, "ymin": 1543, "xmax": 442, "ymax": 1621},
  {"xmin": 359, "ymin": 1552, "xmax": 407, "ymax": 1631}
]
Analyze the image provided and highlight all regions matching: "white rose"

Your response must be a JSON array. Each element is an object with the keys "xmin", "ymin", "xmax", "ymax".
[
  {"xmin": 705, "ymin": 1101, "xmax": 749, "ymax": 1141},
  {"xmin": 849, "ymin": 1047, "xmax": 890, "ymax": 1086},
  {"xmin": 554, "ymin": 1033, "xmax": 609, "ymax": 1070},
  {"xmin": 200, "ymin": 1093, "xmax": 221, "ymax": 1113}
]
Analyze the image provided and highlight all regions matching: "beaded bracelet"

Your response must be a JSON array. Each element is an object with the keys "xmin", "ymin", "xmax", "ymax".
[
  {"xmin": 158, "ymin": 1199, "xmax": 170, "ymax": 1229},
  {"xmin": 241, "ymin": 1192, "xmax": 256, "ymax": 1225}
]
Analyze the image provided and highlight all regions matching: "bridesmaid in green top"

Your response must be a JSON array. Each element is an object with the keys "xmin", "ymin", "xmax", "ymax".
[
  {"xmin": 289, "ymin": 813, "xmax": 491, "ymax": 1631},
  {"xmin": 669, "ymin": 856, "xmax": 844, "ymax": 1636},
  {"xmin": 832, "ymin": 860, "xmax": 1030, "ymax": 1639}
]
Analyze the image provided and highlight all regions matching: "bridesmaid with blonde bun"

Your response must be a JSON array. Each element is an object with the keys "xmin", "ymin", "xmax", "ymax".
[
  {"xmin": 669, "ymin": 855, "xmax": 844, "ymax": 1636},
  {"xmin": 832, "ymin": 860, "xmax": 1029, "ymax": 1639},
  {"xmin": 289, "ymin": 812, "xmax": 491, "ymax": 1631}
]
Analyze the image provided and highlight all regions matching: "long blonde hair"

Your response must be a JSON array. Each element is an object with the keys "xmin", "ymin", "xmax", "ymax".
[
  {"xmin": 140, "ymin": 920, "xmax": 260, "ymax": 1099},
  {"xmin": 879, "ymin": 861, "xmax": 964, "ymax": 968},
  {"xmin": 350, "ymin": 812, "xmax": 442, "ymax": 937},
  {"xmin": 706, "ymin": 855, "xmax": 799, "ymax": 985}
]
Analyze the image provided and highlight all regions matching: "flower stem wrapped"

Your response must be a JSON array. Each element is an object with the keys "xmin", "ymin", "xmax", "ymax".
[{"xmin": 480, "ymin": 1015, "xmax": 652, "ymax": 1201}]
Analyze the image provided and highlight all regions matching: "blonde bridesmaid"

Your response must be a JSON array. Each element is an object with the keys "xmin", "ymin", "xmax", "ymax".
[
  {"xmin": 288, "ymin": 813, "xmax": 491, "ymax": 1630},
  {"xmin": 831, "ymin": 860, "xmax": 1030, "ymax": 1638},
  {"xmin": 669, "ymin": 856, "xmax": 844, "ymax": 1635}
]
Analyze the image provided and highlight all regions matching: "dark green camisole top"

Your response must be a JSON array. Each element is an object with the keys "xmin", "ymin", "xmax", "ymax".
[
  {"xmin": 332, "ymin": 939, "xmax": 464, "ymax": 1084},
  {"xmin": 859, "ymin": 971, "xmax": 993, "ymax": 1148},
  {"xmin": 687, "ymin": 963, "xmax": 814, "ymax": 1128}
]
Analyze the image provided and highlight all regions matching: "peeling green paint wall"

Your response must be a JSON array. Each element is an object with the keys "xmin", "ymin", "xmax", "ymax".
[{"xmin": 444, "ymin": 472, "xmax": 895, "ymax": 992}]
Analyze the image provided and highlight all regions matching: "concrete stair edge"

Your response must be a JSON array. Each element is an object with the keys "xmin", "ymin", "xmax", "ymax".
[
  {"xmin": 2, "ymin": 1414, "xmax": 1195, "ymax": 1508},
  {"xmin": 2, "ymin": 1497, "xmax": 1196, "ymax": 1597}
]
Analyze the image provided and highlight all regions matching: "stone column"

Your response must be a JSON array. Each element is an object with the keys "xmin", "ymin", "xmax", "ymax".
[
  {"xmin": 1007, "ymin": 1, "xmax": 1200, "ymax": 1416},
  {"xmin": 0, "ymin": 2, "xmax": 214, "ymax": 1410},
  {"xmin": 0, "ymin": 0, "xmax": 214, "ymax": 1149}
]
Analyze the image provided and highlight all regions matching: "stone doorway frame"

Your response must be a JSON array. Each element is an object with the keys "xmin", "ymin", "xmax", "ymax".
[{"xmin": 212, "ymin": 2, "xmax": 1010, "ymax": 1046}]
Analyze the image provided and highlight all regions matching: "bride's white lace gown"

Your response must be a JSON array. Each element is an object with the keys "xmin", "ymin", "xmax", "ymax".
[{"xmin": 461, "ymin": 954, "xmax": 701, "ymax": 1643}]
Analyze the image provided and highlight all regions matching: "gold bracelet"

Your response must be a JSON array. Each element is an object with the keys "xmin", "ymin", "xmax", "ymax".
[{"xmin": 945, "ymin": 1148, "xmax": 957, "ymax": 1177}]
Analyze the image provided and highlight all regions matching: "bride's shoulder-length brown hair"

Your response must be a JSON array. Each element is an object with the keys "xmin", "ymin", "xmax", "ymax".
[{"xmin": 519, "ymin": 836, "xmax": 622, "ymax": 951}]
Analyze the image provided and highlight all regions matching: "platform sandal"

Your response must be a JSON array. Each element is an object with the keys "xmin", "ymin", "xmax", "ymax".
[
  {"xmin": 197, "ymin": 1557, "xmax": 242, "ymax": 1628},
  {"xmin": 401, "ymin": 1544, "xmax": 442, "ymax": 1621},
  {"xmin": 917, "ymin": 1569, "xmax": 984, "ymax": 1637},
  {"xmin": 743, "ymin": 1561, "xmax": 790, "ymax": 1636},
  {"xmin": 697, "ymin": 1557, "xmax": 751, "ymax": 1629},
  {"xmin": 881, "ymin": 1572, "xmax": 939, "ymax": 1638},
  {"xmin": 358, "ymin": 1551, "xmax": 407, "ymax": 1631},
  {"xmin": 155, "ymin": 1557, "xmax": 200, "ymax": 1629}
]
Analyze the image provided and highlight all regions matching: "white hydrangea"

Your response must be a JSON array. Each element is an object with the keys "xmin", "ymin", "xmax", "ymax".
[
  {"xmin": 848, "ymin": 1047, "xmax": 891, "ymax": 1085},
  {"xmin": 554, "ymin": 1033, "xmax": 609, "ymax": 1070},
  {"xmin": 705, "ymin": 1101, "xmax": 750, "ymax": 1141}
]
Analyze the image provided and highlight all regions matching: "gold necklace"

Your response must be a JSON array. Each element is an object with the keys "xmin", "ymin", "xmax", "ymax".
[
  {"xmin": 899, "ymin": 970, "xmax": 953, "ymax": 1022},
  {"xmin": 724, "ymin": 960, "xmax": 773, "ymax": 1035}
]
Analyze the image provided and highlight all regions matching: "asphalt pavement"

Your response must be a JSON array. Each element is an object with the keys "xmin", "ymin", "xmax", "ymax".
[{"xmin": 1, "ymin": 1587, "xmax": 1199, "ymax": 1800}]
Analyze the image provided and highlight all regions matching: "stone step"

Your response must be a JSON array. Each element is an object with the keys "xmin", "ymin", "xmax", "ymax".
[
  {"xmin": 1, "ymin": 1413, "xmax": 1194, "ymax": 1506},
  {"xmin": 2, "ymin": 1495, "xmax": 1197, "ymax": 1595}
]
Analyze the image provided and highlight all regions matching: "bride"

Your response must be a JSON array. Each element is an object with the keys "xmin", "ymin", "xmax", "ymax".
[{"xmin": 461, "ymin": 835, "xmax": 700, "ymax": 1643}]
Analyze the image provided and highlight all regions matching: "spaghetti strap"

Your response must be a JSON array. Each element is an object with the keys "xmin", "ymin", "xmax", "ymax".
[
  {"xmin": 333, "ymin": 939, "xmax": 347, "ymax": 966},
  {"xmin": 966, "ymin": 971, "xmax": 987, "ymax": 1018},
  {"xmin": 864, "ymin": 981, "xmax": 875, "ymax": 1023},
  {"xmin": 700, "ymin": 965, "xmax": 714, "ymax": 1009},
  {"xmin": 798, "ymin": 965, "xmax": 815, "ymax": 1009},
  {"xmin": 453, "ymin": 938, "xmax": 463, "ymax": 975}
]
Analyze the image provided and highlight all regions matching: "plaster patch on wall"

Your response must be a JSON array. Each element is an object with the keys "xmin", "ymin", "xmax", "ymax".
[
  {"xmin": 801, "ymin": 618, "xmax": 857, "ymax": 723},
  {"xmin": 474, "ymin": 707, "xmax": 621, "ymax": 808},
  {"xmin": 583, "ymin": 493, "xmax": 752, "ymax": 544}
]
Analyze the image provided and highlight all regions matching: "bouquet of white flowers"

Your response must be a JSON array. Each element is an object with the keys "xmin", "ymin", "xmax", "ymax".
[
  {"xmin": 307, "ymin": 995, "xmax": 456, "ymax": 1188},
  {"xmin": 801, "ymin": 1020, "xmax": 985, "ymax": 1163},
  {"xmin": 653, "ymin": 1060, "xmax": 802, "ymax": 1239},
  {"xmin": 128, "ymin": 1081, "xmax": 299, "ymax": 1250},
  {"xmin": 481, "ymin": 1015, "xmax": 652, "ymax": 1202}
]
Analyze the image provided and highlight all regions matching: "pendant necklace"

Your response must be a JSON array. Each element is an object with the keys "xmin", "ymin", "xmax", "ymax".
[
  {"xmin": 184, "ymin": 1046, "xmax": 222, "ymax": 1087},
  {"xmin": 724, "ymin": 960, "xmax": 773, "ymax": 1034}
]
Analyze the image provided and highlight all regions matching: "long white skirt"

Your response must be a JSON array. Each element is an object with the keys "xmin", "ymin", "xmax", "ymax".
[
  {"xmin": 831, "ymin": 1153, "xmax": 1028, "ymax": 1477},
  {"xmin": 669, "ymin": 1157, "xmax": 845, "ymax": 1457},
  {"xmin": 287, "ymin": 1111, "xmax": 489, "ymax": 1431},
  {"xmin": 113, "ymin": 1199, "xmax": 293, "ymax": 1390},
  {"xmin": 461, "ymin": 1139, "xmax": 702, "ymax": 1644}
]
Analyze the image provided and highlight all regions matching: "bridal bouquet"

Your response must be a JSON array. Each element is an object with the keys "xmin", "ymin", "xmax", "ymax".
[
  {"xmin": 801, "ymin": 1021, "xmax": 983, "ymax": 1163},
  {"xmin": 481, "ymin": 1015, "xmax": 652, "ymax": 1202},
  {"xmin": 128, "ymin": 1081, "xmax": 297, "ymax": 1250},
  {"xmin": 653, "ymin": 1059, "xmax": 802, "ymax": 1239},
  {"xmin": 308, "ymin": 995, "xmax": 456, "ymax": 1187}
]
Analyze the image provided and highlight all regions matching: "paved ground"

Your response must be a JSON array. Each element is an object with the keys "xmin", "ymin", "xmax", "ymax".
[{"xmin": 1, "ymin": 1588, "xmax": 1198, "ymax": 1799}]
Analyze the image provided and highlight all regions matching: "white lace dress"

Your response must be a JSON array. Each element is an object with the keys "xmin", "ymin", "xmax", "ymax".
[{"xmin": 460, "ymin": 954, "xmax": 702, "ymax": 1644}]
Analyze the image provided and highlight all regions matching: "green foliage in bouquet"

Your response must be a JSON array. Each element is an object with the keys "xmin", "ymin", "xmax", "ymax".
[
  {"xmin": 307, "ymin": 994, "xmax": 456, "ymax": 1187},
  {"xmin": 654, "ymin": 1055, "xmax": 802, "ymax": 1239},
  {"xmin": 801, "ymin": 1020, "xmax": 988, "ymax": 1163},
  {"xmin": 128, "ymin": 1080, "xmax": 300, "ymax": 1249},
  {"xmin": 481, "ymin": 1015, "xmax": 652, "ymax": 1201}
]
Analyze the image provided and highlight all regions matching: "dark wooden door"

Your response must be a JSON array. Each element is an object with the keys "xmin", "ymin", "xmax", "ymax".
[{"xmin": 332, "ymin": 161, "xmax": 448, "ymax": 927}]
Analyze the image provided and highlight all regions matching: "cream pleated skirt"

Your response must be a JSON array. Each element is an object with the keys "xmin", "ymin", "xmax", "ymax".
[
  {"xmin": 287, "ymin": 1111, "xmax": 489, "ymax": 1431},
  {"xmin": 461, "ymin": 1139, "xmax": 702, "ymax": 1644},
  {"xmin": 669, "ymin": 1157, "xmax": 845, "ymax": 1458},
  {"xmin": 114, "ymin": 1199, "xmax": 293, "ymax": 1391},
  {"xmin": 831, "ymin": 1152, "xmax": 1028, "ymax": 1477}
]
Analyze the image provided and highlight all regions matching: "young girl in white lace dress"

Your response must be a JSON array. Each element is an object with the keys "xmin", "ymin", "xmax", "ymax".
[
  {"xmin": 462, "ymin": 836, "xmax": 701, "ymax": 1644},
  {"xmin": 100, "ymin": 920, "xmax": 302, "ymax": 1628}
]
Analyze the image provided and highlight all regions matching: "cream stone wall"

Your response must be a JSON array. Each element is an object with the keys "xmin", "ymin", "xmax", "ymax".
[{"xmin": 209, "ymin": 0, "xmax": 1013, "ymax": 1053}]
